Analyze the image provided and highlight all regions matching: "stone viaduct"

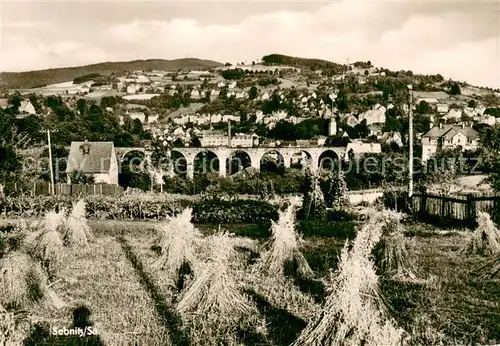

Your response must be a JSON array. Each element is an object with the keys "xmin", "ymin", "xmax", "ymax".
[{"xmin": 116, "ymin": 146, "xmax": 346, "ymax": 179}]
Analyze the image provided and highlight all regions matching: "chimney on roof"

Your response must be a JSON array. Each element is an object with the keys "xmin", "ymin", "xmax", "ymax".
[
  {"xmin": 439, "ymin": 123, "xmax": 443, "ymax": 129},
  {"xmin": 81, "ymin": 139, "xmax": 90, "ymax": 155},
  {"xmin": 461, "ymin": 122, "xmax": 465, "ymax": 129}
]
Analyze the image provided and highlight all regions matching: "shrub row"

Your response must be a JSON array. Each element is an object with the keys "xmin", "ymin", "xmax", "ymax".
[
  {"xmin": 191, "ymin": 199, "xmax": 279, "ymax": 224},
  {"xmin": 297, "ymin": 220, "xmax": 357, "ymax": 239},
  {"xmin": 0, "ymin": 196, "xmax": 278, "ymax": 224}
]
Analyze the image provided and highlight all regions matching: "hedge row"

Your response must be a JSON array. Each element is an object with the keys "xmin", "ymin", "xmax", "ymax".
[
  {"xmin": 0, "ymin": 196, "xmax": 278, "ymax": 224},
  {"xmin": 192, "ymin": 199, "xmax": 279, "ymax": 223}
]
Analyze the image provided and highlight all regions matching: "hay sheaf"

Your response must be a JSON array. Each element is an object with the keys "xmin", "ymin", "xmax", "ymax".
[
  {"xmin": 63, "ymin": 200, "xmax": 93, "ymax": 247},
  {"xmin": 460, "ymin": 212, "xmax": 500, "ymax": 256},
  {"xmin": 152, "ymin": 208, "xmax": 201, "ymax": 282},
  {"xmin": 292, "ymin": 211, "xmax": 406, "ymax": 346},
  {"xmin": 373, "ymin": 210, "xmax": 417, "ymax": 280},
  {"xmin": 0, "ymin": 252, "xmax": 64, "ymax": 310},
  {"xmin": 177, "ymin": 232, "xmax": 260, "ymax": 345},
  {"xmin": 254, "ymin": 198, "xmax": 313, "ymax": 279}
]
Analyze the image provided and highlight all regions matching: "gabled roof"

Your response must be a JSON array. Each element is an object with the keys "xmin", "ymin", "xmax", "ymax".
[
  {"xmin": 66, "ymin": 141, "xmax": 115, "ymax": 174},
  {"xmin": 422, "ymin": 125, "xmax": 479, "ymax": 141},
  {"xmin": 422, "ymin": 124, "xmax": 454, "ymax": 140}
]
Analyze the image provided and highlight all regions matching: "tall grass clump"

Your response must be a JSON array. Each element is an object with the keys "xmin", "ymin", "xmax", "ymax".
[
  {"xmin": 0, "ymin": 252, "xmax": 64, "ymax": 310},
  {"xmin": 460, "ymin": 212, "xmax": 500, "ymax": 256},
  {"xmin": 64, "ymin": 199, "xmax": 93, "ymax": 247},
  {"xmin": 292, "ymin": 213, "xmax": 406, "ymax": 346},
  {"xmin": 254, "ymin": 197, "xmax": 313, "ymax": 279},
  {"xmin": 176, "ymin": 232, "xmax": 260, "ymax": 345},
  {"xmin": 153, "ymin": 208, "xmax": 201, "ymax": 285},
  {"xmin": 373, "ymin": 209, "xmax": 416, "ymax": 280}
]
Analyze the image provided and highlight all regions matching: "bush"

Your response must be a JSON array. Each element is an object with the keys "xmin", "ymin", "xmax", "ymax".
[
  {"xmin": 297, "ymin": 220, "xmax": 356, "ymax": 239},
  {"xmin": 327, "ymin": 210, "xmax": 357, "ymax": 222},
  {"xmin": 0, "ymin": 196, "xmax": 283, "ymax": 224},
  {"xmin": 192, "ymin": 200, "xmax": 279, "ymax": 224},
  {"xmin": 380, "ymin": 191, "xmax": 410, "ymax": 212}
]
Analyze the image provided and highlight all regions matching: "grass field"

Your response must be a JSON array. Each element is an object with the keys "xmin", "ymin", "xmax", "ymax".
[{"xmin": 2, "ymin": 218, "xmax": 500, "ymax": 345}]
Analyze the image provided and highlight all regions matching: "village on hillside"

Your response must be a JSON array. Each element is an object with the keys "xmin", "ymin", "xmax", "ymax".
[{"xmin": 2, "ymin": 55, "xmax": 500, "ymax": 195}]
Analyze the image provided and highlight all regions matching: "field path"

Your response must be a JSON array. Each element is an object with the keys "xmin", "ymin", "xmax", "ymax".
[
  {"xmin": 117, "ymin": 236, "xmax": 190, "ymax": 346},
  {"xmin": 35, "ymin": 235, "xmax": 172, "ymax": 346}
]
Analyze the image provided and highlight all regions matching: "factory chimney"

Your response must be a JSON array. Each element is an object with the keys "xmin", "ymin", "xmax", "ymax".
[{"xmin": 228, "ymin": 120, "xmax": 232, "ymax": 147}]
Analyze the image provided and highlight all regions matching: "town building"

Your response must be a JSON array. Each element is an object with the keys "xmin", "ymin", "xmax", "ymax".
[
  {"xmin": 19, "ymin": 100, "xmax": 36, "ymax": 115},
  {"xmin": 421, "ymin": 123, "xmax": 479, "ymax": 162},
  {"xmin": 66, "ymin": 141, "xmax": 119, "ymax": 185},
  {"xmin": 344, "ymin": 142, "xmax": 382, "ymax": 160}
]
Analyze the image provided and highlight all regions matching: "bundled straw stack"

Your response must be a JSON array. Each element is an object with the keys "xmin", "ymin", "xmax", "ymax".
[
  {"xmin": 64, "ymin": 200, "xmax": 93, "ymax": 247},
  {"xmin": 254, "ymin": 197, "xmax": 313, "ymax": 279},
  {"xmin": 28, "ymin": 210, "xmax": 65, "ymax": 273},
  {"xmin": 153, "ymin": 208, "xmax": 201, "ymax": 279},
  {"xmin": 461, "ymin": 212, "xmax": 500, "ymax": 256},
  {"xmin": 373, "ymin": 210, "xmax": 416, "ymax": 280},
  {"xmin": 292, "ymin": 212, "xmax": 406, "ymax": 346},
  {"xmin": 466, "ymin": 212, "xmax": 500, "ymax": 279},
  {"xmin": 177, "ymin": 232, "xmax": 258, "ymax": 345},
  {"xmin": 0, "ymin": 252, "xmax": 64, "ymax": 310}
]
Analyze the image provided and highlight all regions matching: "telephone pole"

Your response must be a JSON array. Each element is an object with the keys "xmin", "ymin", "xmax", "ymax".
[
  {"xmin": 47, "ymin": 130, "xmax": 55, "ymax": 196},
  {"xmin": 408, "ymin": 85, "xmax": 413, "ymax": 197}
]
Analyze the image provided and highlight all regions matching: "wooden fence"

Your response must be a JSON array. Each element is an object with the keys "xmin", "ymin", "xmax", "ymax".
[
  {"xmin": 409, "ymin": 192, "xmax": 500, "ymax": 228},
  {"xmin": 33, "ymin": 183, "xmax": 124, "ymax": 196}
]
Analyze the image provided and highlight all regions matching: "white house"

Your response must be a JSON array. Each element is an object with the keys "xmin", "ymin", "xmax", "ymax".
[
  {"xmin": 358, "ymin": 104, "xmax": 386, "ymax": 125},
  {"xmin": 223, "ymin": 114, "xmax": 240, "ymax": 123},
  {"xmin": 442, "ymin": 109, "xmax": 462, "ymax": 122},
  {"xmin": 437, "ymin": 104, "xmax": 449, "ymax": 114},
  {"xmin": 135, "ymin": 75, "xmax": 151, "ymax": 84},
  {"xmin": 345, "ymin": 142, "xmax": 382, "ymax": 160},
  {"xmin": 381, "ymin": 132, "xmax": 403, "ymax": 147},
  {"xmin": 128, "ymin": 111, "xmax": 146, "ymax": 123},
  {"xmin": 66, "ymin": 141, "xmax": 119, "ymax": 185},
  {"xmin": 19, "ymin": 100, "xmax": 36, "ymax": 115},
  {"xmin": 200, "ymin": 130, "xmax": 228, "ymax": 147},
  {"xmin": 127, "ymin": 84, "xmax": 137, "ymax": 94},
  {"xmin": 478, "ymin": 114, "xmax": 496, "ymax": 126},
  {"xmin": 231, "ymin": 133, "xmax": 259, "ymax": 147},
  {"xmin": 147, "ymin": 114, "xmax": 159, "ymax": 124},
  {"xmin": 421, "ymin": 123, "xmax": 479, "ymax": 162},
  {"xmin": 343, "ymin": 114, "xmax": 359, "ymax": 127},
  {"xmin": 228, "ymin": 82, "xmax": 237, "ymax": 89},
  {"xmin": 190, "ymin": 90, "xmax": 201, "ymax": 99}
]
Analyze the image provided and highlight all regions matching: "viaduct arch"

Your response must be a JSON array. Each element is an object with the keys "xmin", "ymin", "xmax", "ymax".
[{"xmin": 116, "ymin": 146, "xmax": 346, "ymax": 179}]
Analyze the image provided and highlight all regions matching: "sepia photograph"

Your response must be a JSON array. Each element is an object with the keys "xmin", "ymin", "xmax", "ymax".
[{"xmin": 0, "ymin": 0, "xmax": 499, "ymax": 345}]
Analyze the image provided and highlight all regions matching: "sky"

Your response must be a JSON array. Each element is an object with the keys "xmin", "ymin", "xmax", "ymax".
[{"xmin": 1, "ymin": 0, "xmax": 499, "ymax": 88}]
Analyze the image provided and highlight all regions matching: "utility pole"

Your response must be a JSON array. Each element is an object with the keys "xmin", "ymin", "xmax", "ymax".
[
  {"xmin": 408, "ymin": 85, "xmax": 413, "ymax": 197},
  {"xmin": 47, "ymin": 130, "xmax": 55, "ymax": 196}
]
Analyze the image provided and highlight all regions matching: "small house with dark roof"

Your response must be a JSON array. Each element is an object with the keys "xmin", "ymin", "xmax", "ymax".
[
  {"xmin": 421, "ymin": 123, "xmax": 479, "ymax": 162},
  {"xmin": 66, "ymin": 141, "xmax": 119, "ymax": 185}
]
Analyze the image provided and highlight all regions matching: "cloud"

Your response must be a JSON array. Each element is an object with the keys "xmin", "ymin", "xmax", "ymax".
[
  {"xmin": 1, "ymin": 0, "xmax": 498, "ymax": 88},
  {"xmin": 1, "ymin": 35, "xmax": 108, "ymax": 72}
]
